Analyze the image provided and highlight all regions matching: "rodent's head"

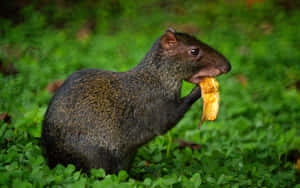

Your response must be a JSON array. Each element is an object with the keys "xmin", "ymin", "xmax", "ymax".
[{"xmin": 159, "ymin": 28, "xmax": 231, "ymax": 84}]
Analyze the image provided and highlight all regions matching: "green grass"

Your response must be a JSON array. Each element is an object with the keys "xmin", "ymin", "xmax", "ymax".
[{"xmin": 0, "ymin": 0, "xmax": 300, "ymax": 187}]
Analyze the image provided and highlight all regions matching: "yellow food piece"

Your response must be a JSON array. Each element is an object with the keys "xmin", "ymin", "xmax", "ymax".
[
  {"xmin": 296, "ymin": 159, "xmax": 300, "ymax": 170},
  {"xmin": 198, "ymin": 77, "xmax": 220, "ymax": 128}
]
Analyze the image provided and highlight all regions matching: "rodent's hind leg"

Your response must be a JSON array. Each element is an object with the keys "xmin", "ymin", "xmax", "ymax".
[
  {"xmin": 68, "ymin": 145, "xmax": 119, "ymax": 174},
  {"xmin": 44, "ymin": 143, "xmax": 118, "ymax": 174},
  {"xmin": 43, "ymin": 142, "xmax": 91, "ymax": 172},
  {"xmin": 70, "ymin": 145, "xmax": 133, "ymax": 174}
]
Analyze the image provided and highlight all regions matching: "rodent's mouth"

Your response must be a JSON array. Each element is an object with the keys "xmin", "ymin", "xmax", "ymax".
[{"xmin": 188, "ymin": 68, "xmax": 222, "ymax": 84}]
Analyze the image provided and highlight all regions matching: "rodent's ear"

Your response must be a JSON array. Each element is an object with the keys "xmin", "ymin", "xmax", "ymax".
[
  {"xmin": 166, "ymin": 28, "xmax": 176, "ymax": 33},
  {"xmin": 160, "ymin": 28, "xmax": 177, "ymax": 49}
]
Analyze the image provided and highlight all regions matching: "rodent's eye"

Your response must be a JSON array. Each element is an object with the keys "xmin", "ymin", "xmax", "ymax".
[{"xmin": 190, "ymin": 48, "xmax": 200, "ymax": 56}]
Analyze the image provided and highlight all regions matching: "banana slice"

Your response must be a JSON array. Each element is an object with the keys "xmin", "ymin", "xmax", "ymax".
[{"xmin": 198, "ymin": 77, "xmax": 220, "ymax": 128}]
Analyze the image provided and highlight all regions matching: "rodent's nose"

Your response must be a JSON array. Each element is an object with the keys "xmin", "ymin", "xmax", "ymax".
[
  {"xmin": 220, "ymin": 60, "xmax": 231, "ymax": 74},
  {"xmin": 224, "ymin": 62, "xmax": 231, "ymax": 73}
]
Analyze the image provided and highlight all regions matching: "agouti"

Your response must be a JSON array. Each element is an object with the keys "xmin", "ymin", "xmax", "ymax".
[{"xmin": 42, "ymin": 28, "xmax": 231, "ymax": 174}]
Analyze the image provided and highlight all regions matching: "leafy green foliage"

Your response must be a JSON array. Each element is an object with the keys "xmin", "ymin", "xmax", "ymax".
[{"xmin": 0, "ymin": 0, "xmax": 299, "ymax": 187}]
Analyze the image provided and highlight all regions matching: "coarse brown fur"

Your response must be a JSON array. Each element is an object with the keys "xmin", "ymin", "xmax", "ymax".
[{"xmin": 41, "ymin": 28, "xmax": 231, "ymax": 174}]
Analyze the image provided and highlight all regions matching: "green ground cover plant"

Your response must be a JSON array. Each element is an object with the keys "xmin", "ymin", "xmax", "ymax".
[{"xmin": 0, "ymin": 0, "xmax": 299, "ymax": 187}]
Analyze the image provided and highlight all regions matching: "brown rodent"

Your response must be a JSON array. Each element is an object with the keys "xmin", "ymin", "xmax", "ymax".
[{"xmin": 41, "ymin": 28, "xmax": 231, "ymax": 174}]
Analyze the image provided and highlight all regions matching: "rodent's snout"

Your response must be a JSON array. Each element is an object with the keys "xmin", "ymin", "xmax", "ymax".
[
  {"xmin": 220, "ymin": 60, "xmax": 231, "ymax": 74},
  {"xmin": 216, "ymin": 53, "xmax": 231, "ymax": 74}
]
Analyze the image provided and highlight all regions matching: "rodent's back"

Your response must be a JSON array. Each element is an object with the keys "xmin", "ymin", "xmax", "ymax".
[
  {"xmin": 43, "ymin": 69, "xmax": 128, "ymax": 154},
  {"xmin": 45, "ymin": 69, "xmax": 122, "ymax": 129}
]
